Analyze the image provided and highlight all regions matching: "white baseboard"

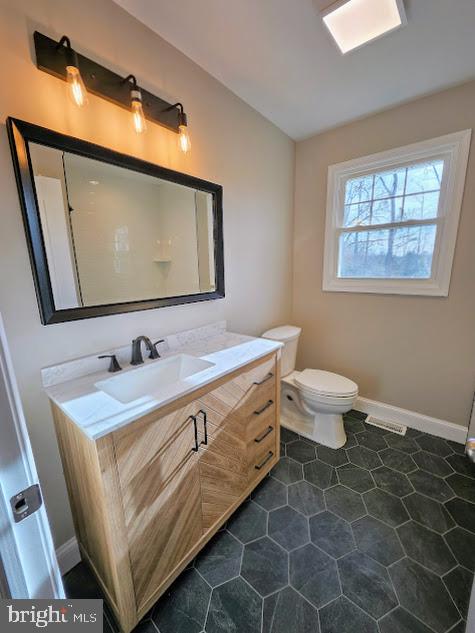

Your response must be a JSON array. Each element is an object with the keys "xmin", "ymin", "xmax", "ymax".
[
  {"xmin": 355, "ymin": 396, "xmax": 468, "ymax": 445},
  {"xmin": 56, "ymin": 536, "xmax": 80, "ymax": 575}
]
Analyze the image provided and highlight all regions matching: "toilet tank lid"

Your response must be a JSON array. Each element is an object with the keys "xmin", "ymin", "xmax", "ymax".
[{"xmin": 262, "ymin": 325, "xmax": 301, "ymax": 342}]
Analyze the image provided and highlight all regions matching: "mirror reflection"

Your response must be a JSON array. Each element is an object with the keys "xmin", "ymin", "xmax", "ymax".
[{"xmin": 29, "ymin": 143, "xmax": 217, "ymax": 309}]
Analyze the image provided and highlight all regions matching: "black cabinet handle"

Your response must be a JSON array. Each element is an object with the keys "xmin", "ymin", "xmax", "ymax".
[
  {"xmin": 255, "ymin": 451, "xmax": 274, "ymax": 470},
  {"xmin": 189, "ymin": 415, "xmax": 199, "ymax": 452},
  {"xmin": 254, "ymin": 426, "xmax": 274, "ymax": 443},
  {"xmin": 198, "ymin": 409, "xmax": 208, "ymax": 446},
  {"xmin": 253, "ymin": 372, "xmax": 274, "ymax": 386},
  {"xmin": 254, "ymin": 400, "xmax": 274, "ymax": 415}
]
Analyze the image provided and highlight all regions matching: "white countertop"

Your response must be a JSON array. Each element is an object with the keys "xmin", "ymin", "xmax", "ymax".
[{"xmin": 45, "ymin": 330, "xmax": 281, "ymax": 441}]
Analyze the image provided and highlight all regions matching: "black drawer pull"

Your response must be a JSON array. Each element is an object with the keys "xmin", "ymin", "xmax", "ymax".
[
  {"xmin": 254, "ymin": 400, "xmax": 273, "ymax": 415},
  {"xmin": 255, "ymin": 451, "xmax": 274, "ymax": 470},
  {"xmin": 189, "ymin": 415, "xmax": 199, "ymax": 452},
  {"xmin": 254, "ymin": 426, "xmax": 274, "ymax": 443},
  {"xmin": 198, "ymin": 409, "xmax": 208, "ymax": 446},
  {"xmin": 253, "ymin": 372, "xmax": 274, "ymax": 386}
]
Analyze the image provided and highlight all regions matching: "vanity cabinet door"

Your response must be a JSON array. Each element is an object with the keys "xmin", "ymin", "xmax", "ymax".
[{"xmin": 112, "ymin": 401, "xmax": 203, "ymax": 611}]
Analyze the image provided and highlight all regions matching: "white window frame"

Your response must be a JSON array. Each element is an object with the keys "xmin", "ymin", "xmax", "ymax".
[{"xmin": 323, "ymin": 130, "xmax": 472, "ymax": 296}]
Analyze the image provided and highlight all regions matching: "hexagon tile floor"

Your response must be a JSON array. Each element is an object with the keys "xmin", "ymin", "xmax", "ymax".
[{"xmin": 63, "ymin": 410, "xmax": 474, "ymax": 633}]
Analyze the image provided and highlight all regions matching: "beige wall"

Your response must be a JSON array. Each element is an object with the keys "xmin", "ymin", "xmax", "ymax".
[
  {"xmin": 293, "ymin": 81, "xmax": 475, "ymax": 428},
  {"xmin": 0, "ymin": 0, "xmax": 294, "ymax": 546}
]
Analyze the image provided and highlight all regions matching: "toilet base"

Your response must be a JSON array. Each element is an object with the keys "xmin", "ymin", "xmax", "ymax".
[{"xmin": 281, "ymin": 381, "xmax": 348, "ymax": 449}]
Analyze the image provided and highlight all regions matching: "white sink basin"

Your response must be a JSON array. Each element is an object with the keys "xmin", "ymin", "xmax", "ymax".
[{"xmin": 95, "ymin": 354, "xmax": 215, "ymax": 404}]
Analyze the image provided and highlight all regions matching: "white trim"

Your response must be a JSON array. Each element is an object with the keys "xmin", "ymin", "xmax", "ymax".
[
  {"xmin": 355, "ymin": 396, "xmax": 468, "ymax": 444},
  {"xmin": 56, "ymin": 537, "xmax": 81, "ymax": 575},
  {"xmin": 323, "ymin": 129, "xmax": 472, "ymax": 296}
]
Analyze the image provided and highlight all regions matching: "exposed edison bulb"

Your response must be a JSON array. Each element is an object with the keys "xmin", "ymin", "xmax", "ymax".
[
  {"xmin": 131, "ymin": 90, "xmax": 147, "ymax": 134},
  {"xmin": 178, "ymin": 124, "xmax": 191, "ymax": 154},
  {"xmin": 66, "ymin": 65, "xmax": 88, "ymax": 108}
]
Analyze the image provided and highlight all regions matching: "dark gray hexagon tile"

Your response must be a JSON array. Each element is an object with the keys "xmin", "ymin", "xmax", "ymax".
[
  {"xmin": 195, "ymin": 530, "xmax": 243, "ymax": 587},
  {"xmin": 357, "ymin": 431, "xmax": 388, "ymax": 452},
  {"xmin": 413, "ymin": 451, "xmax": 453, "ymax": 477},
  {"xmin": 445, "ymin": 527, "xmax": 475, "ymax": 572},
  {"xmin": 241, "ymin": 537, "xmax": 288, "ymax": 596},
  {"xmin": 286, "ymin": 440, "xmax": 317, "ymax": 464},
  {"xmin": 205, "ymin": 577, "xmax": 262, "ymax": 633},
  {"xmin": 338, "ymin": 551, "xmax": 397, "ymax": 619},
  {"xmin": 337, "ymin": 463, "xmax": 374, "ymax": 493},
  {"xmin": 445, "ymin": 498, "xmax": 475, "ymax": 534},
  {"xmin": 152, "ymin": 568, "xmax": 211, "ymax": 633},
  {"xmin": 379, "ymin": 448, "xmax": 417, "ymax": 474},
  {"xmin": 373, "ymin": 466, "xmax": 413, "ymax": 497},
  {"xmin": 446, "ymin": 474, "xmax": 475, "ymax": 504},
  {"xmin": 344, "ymin": 417, "xmax": 365, "ymax": 434},
  {"xmin": 447, "ymin": 621, "xmax": 467, "ymax": 633},
  {"xmin": 227, "ymin": 500, "xmax": 267, "ymax": 544},
  {"xmin": 379, "ymin": 607, "xmax": 435, "ymax": 633},
  {"xmin": 304, "ymin": 459, "xmax": 338, "ymax": 490},
  {"xmin": 445, "ymin": 440, "xmax": 466, "ymax": 455},
  {"xmin": 416, "ymin": 435, "xmax": 453, "ymax": 457},
  {"xmin": 262, "ymin": 586, "xmax": 319, "ymax": 633},
  {"xmin": 325, "ymin": 485, "xmax": 366, "ymax": 522},
  {"xmin": 408, "ymin": 470, "xmax": 454, "ymax": 502},
  {"xmin": 271, "ymin": 456, "xmax": 303, "ymax": 484},
  {"xmin": 280, "ymin": 427, "xmax": 300, "ymax": 444},
  {"xmin": 347, "ymin": 409, "xmax": 367, "ymax": 421},
  {"xmin": 352, "ymin": 515, "xmax": 404, "ymax": 566},
  {"xmin": 363, "ymin": 488, "xmax": 409, "ymax": 527},
  {"xmin": 443, "ymin": 566, "xmax": 472, "ymax": 620},
  {"xmin": 397, "ymin": 521, "xmax": 456, "ymax": 575},
  {"xmin": 316, "ymin": 445, "xmax": 348, "ymax": 467},
  {"xmin": 385, "ymin": 434, "xmax": 419, "ymax": 454},
  {"xmin": 251, "ymin": 476, "xmax": 287, "ymax": 510},
  {"xmin": 280, "ymin": 441, "xmax": 285, "ymax": 456},
  {"xmin": 309, "ymin": 511, "xmax": 356, "ymax": 558},
  {"xmin": 404, "ymin": 493, "xmax": 455, "ymax": 534},
  {"xmin": 290, "ymin": 543, "xmax": 340, "ymax": 608},
  {"xmin": 288, "ymin": 480, "xmax": 324, "ymax": 516},
  {"xmin": 389, "ymin": 558, "xmax": 460, "ymax": 633},
  {"xmin": 319, "ymin": 596, "xmax": 378, "ymax": 633},
  {"xmin": 446, "ymin": 454, "xmax": 475, "ymax": 479},
  {"xmin": 268, "ymin": 505, "xmax": 309, "ymax": 551},
  {"xmin": 347, "ymin": 445, "xmax": 382, "ymax": 470}
]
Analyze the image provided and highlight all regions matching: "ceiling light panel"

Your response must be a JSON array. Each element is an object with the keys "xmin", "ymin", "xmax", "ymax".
[{"xmin": 322, "ymin": 0, "xmax": 407, "ymax": 54}]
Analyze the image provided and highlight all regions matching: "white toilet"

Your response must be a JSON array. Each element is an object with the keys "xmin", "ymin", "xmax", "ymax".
[{"xmin": 262, "ymin": 325, "xmax": 358, "ymax": 449}]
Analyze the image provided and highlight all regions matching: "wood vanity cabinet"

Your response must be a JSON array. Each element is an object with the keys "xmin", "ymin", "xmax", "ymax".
[{"xmin": 51, "ymin": 351, "xmax": 280, "ymax": 633}]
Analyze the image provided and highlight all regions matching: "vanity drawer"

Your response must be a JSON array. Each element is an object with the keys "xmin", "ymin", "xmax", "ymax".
[{"xmin": 248, "ymin": 432, "xmax": 278, "ymax": 482}]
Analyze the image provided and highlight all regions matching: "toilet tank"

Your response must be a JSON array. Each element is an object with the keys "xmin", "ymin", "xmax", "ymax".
[{"xmin": 261, "ymin": 325, "xmax": 302, "ymax": 377}]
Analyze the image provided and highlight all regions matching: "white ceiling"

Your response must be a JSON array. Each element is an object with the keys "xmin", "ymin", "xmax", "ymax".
[{"xmin": 113, "ymin": 0, "xmax": 475, "ymax": 140}]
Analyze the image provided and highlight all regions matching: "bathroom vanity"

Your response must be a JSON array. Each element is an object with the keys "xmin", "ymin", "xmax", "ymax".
[{"xmin": 44, "ymin": 326, "xmax": 281, "ymax": 632}]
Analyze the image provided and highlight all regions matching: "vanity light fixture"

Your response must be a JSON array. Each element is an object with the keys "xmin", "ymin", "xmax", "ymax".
[
  {"xmin": 124, "ymin": 75, "xmax": 147, "ymax": 134},
  {"xmin": 57, "ymin": 35, "xmax": 88, "ymax": 107},
  {"xmin": 171, "ymin": 103, "xmax": 192, "ymax": 154},
  {"xmin": 320, "ymin": 0, "xmax": 407, "ymax": 54},
  {"xmin": 34, "ymin": 31, "xmax": 191, "ymax": 151}
]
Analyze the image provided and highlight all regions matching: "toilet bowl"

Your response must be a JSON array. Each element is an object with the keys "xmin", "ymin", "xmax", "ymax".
[{"xmin": 262, "ymin": 326, "xmax": 358, "ymax": 449}]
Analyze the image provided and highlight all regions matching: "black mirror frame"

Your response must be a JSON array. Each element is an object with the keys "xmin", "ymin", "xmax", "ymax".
[{"xmin": 7, "ymin": 117, "xmax": 225, "ymax": 325}]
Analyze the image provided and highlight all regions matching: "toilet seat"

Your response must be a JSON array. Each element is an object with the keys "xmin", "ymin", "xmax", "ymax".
[{"xmin": 295, "ymin": 369, "xmax": 358, "ymax": 398}]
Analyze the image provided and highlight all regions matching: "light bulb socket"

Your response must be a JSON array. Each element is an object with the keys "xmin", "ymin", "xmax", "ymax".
[
  {"xmin": 178, "ymin": 111, "xmax": 188, "ymax": 128},
  {"xmin": 130, "ymin": 88, "xmax": 143, "ymax": 104},
  {"xmin": 57, "ymin": 36, "xmax": 79, "ymax": 70}
]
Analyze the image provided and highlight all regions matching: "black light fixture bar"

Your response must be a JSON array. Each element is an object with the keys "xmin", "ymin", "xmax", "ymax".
[{"xmin": 34, "ymin": 31, "xmax": 181, "ymax": 132}]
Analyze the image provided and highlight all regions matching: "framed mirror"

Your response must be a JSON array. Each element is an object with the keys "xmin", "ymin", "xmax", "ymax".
[{"xmin": 7, "ymin": 118, "xmax": 224, "ymax": 324}]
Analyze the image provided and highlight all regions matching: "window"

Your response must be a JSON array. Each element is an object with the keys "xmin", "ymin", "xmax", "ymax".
[{"xmin": 323, "ymin": 130, "xmax": 471, "ymax": 296}]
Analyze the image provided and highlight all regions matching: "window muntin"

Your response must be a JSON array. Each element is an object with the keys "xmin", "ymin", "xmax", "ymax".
[{"xmin": 338, "ymin": 159, "xmax": 444, "ymax": 280}]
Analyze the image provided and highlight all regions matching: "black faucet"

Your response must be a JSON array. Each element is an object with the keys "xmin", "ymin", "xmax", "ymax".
[{"xmin": 130, "ymin": 336, "xmax": 165, "ymax": 365}]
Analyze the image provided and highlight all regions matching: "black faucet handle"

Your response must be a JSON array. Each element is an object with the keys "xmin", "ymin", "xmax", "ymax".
[
  {"xmin": 98, "ymin": 354, "xmax": 122, "ymax": 373},
  {"xmin": 149, "ymin": 339, "xmax": 165, "ymax": 360}
]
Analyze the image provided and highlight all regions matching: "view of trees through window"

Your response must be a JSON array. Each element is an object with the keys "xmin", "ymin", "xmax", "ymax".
[{"xmin": 339, "ymin": 159, "xmax": 444, "ymax": 279}]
